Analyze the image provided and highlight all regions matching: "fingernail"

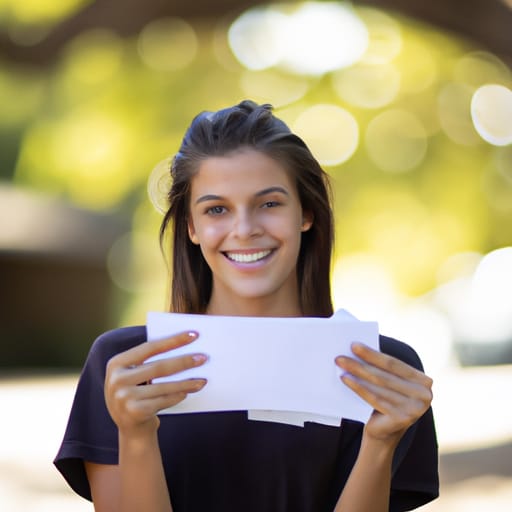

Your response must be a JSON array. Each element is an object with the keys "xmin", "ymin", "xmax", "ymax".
[
  {"xmin": 192, "ymin": 354, "xmax": 207, "ymax": 364},
  {"xmin": 193, "ymin": 378, "xmax": 207, "ymax": 389},
  {"xmin": 188, "ymin": 331, "xmax": 199, "ymax": 339}
]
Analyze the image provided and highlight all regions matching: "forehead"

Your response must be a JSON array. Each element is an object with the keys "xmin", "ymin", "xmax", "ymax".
[{"xmin": 190, "ymin": 149, "xmax": 296, "ymax": 196}]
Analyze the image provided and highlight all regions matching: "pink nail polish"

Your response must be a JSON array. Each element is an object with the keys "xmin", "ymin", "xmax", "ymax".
[{"xmin": 192, "ymin": 354, "xmax": 207, "ymax": 364}]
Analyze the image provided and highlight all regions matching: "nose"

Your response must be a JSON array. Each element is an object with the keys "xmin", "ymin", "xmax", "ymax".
[{"xmin": 232, "ymin": 210, "xmax": 262, "ymax": 239}]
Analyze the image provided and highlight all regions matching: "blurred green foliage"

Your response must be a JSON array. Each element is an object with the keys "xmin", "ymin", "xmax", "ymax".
[
  {"xmin": 0, "ymin": 0, "xmax": 89, "ymax": 26},
  {"xmin": 1, "ymin": 2, "xmax": 511, "ymax": 325}
]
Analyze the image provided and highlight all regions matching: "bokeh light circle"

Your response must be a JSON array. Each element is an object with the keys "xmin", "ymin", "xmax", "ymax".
[
  {"xmin": 482, "ymin": 163, "xmax": 512, "ymax": 213},
  {"xmin": 278, "ymin": 2, "xmax": 369, "ymax": 75},
  {"xmin": 471, "ymin": 84, "xmax": 512, "ymax": 146},
  {"xmin": 356, "ymin": 7, "xmax": 402, "ymax": 65},
  {"xmin": 147, "ymin": 157, "xmax": 172, "ymax": 214},
  {"xmin": 107, "ymin": 231, "xmax": 164, "ymax": 293},
  {"xmin": 332, "ymin": 63, "xmax": 400, "ymax": 109},
  {"xmin": 397, "ymin": 37, "xmax": 437, "ymax": 94},
  {"xmin": 472, "ymin": 247, "xmax": 512, "ymax": 309},
  {"xmin": 239, "ymin": 70, "xmax": 309, "ymax": 108},
  {"xmin": 454, "ymin": 51, "xmax": 512, "ymax": 88},
  {"xmin": 63, "ymin": 29, "xmax": 123, "ymax": 85},
  {"xmin": 365, "ymin": 109, "xmax": 427, "ymax": 172},
  {"xmin": 438, "ymin": 82, "xmax": 481, "ymax": 146},
  {"xmin": 227, "ymin": 8, "xmax": 285, "ymax": 70},
  {"xmin": 464, "ymin": 247, "xmax": 512, "ymax": 342},
  {"xmin": 228, "ymin": 3, "xmax": 368, "ymax": 75},
  {"xmin": 138, "ymin": 17, "xmax": 198, "ymax": 71},
  {"xmin": 494, "ymin": 145, "xmax": 512, "ymax": 184},
  {"xmin": 292, "ymin": 104, "xmax": 359, "ymax": 166}
]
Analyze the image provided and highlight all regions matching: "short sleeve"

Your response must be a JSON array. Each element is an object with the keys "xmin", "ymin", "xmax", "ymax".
[
  {"xmin": 53, "ymin": 326, "xmax": 146, "ymax": 501},
  {"xmin": 380, "ymin": 336, "xmax": 440, "ymax": 511}
]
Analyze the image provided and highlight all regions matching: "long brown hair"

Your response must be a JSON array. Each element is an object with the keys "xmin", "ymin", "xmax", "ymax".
[{"xmin": 160, "ymin": 100, "xmax": 334, "ymax": 317}]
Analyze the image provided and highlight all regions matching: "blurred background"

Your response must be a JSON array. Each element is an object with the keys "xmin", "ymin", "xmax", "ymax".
[{"xmin": 1, "ymin": 0, "xmax": 511, "ymax": 510}]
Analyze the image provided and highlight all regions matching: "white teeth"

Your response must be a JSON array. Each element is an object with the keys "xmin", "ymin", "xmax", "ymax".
[{"xmin": 226, "ymin": 250, "xmax": 272, "ymax": 263}]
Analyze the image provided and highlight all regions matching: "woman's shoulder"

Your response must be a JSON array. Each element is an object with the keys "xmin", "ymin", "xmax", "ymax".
[
  {"xmin": 379, "ymin": 334, "xmax": 424, "ymax": 371},
  {"xmin": 87, "ymin": 325, "xmax": 147, "ymax": 364}
]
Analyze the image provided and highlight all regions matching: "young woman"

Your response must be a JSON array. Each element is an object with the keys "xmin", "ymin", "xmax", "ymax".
[{"xmin": 55, "ymin": 100, "xmax": 438, "ymax": 512}]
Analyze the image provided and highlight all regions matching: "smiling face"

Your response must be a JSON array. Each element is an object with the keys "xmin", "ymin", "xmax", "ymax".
[{"xmin": 187, "ymin": 149, "xmax": 312, "ymax": 316}]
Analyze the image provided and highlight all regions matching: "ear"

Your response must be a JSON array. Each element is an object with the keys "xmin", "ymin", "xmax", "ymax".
[
  {"xmin": 301, "ymin": 210, "xmax": 313, "ymax": 232},
  {"xmin": 188, "ymin": 218, "xmax": 200, "ymax": 245}
]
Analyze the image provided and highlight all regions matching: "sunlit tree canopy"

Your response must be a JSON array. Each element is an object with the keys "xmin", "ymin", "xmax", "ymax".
[{"xmin": 1, "ymin": 1, "xmax": 511, "ymax": 330}]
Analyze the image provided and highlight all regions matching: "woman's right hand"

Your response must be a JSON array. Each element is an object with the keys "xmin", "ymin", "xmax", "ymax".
[{"xmin": 104, "ymin": 331, "xmax": 207, "ymax": 439}]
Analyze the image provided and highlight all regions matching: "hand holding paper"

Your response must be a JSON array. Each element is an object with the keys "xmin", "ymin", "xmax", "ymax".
[{"xmin": 146, "ymin": 311, "xmax": 379, "ymax": 426}]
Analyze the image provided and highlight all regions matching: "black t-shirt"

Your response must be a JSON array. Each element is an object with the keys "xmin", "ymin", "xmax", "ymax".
[{"xmin": 54, "ymin": 326, "xmax": 439, "ymax": 511}]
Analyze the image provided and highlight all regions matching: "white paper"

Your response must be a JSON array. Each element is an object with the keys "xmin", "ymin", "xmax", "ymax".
[
  {"xmin": 146, "ymin": 311, "xmax": 379, "ymax": 425},
  {"xmin": 247, "ymin": 310, "xmax": 358, "ymax": 427}
]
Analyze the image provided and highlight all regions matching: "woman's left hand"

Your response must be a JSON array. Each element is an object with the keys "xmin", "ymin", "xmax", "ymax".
[{"xmin": 335, "ymin": 343, "xmax": 433, "ymax": 444}]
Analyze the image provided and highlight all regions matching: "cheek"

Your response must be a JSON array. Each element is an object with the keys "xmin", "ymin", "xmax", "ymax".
[
  {"xmin": 196, "ymin": 222, "xmax": 227, "ymax": 246},
  {"xmin": 267, "ymin": 220, "xmax": 303, "ymax": 251},
  {"xmin": 264, "ymin": 210, "xmax": 302, "ymax": 235}
]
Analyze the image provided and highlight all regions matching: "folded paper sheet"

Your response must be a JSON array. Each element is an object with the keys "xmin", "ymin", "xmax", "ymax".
[{"xmin": 146, "ymin": 311, "xmax": 379, "ymax": 425}]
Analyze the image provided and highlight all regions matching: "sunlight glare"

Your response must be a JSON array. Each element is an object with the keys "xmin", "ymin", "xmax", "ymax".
[
  {"xmin": 278, "ymin": 2, "xmax": 368, "ymax": 75},
  {"xmin": 228, "ymin": 2, "xmax": 368, "ymax": 75}
]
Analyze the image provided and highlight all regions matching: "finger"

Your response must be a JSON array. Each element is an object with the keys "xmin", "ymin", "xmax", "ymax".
[
  {"xmin": 108, "ymin": 331, "xmax": 200, "ymax": 371},
  {"xmin": 345, "ymin": 342, "xmax": 433, "ymax": 387},
  {"xmin": 123, "ymin": 379, "xmax": 207, "ymax": 419},
  {"xmin": 341, "ymin": 373, "xmax": 397, "ymax": 416},
  {"xmin": 341, "ymin": 375, "xmax": 430, "ymax": 432},
  {"xmin": 119, "ymin": 352, "xmax": 208, "ymax": 386},
  {"xmin": 136, "ymin": 377, "xmax": 207, "ymax": 398},
  {"xmin": 111, "ymin": 379, "xmax": 207, "ymax": 420},
  {"xmin": 335, "ymin": 355, "xmax": 432, "ymax": 401},
  {"xmin": 341, "ymin": 372, "xmax": 431, "ymax": 415},
  {"xmin": 126, "ymin": 392, "xmax": 191, "ymax": 418},
  {"xmin": 117, "ymin": 331, "xmax": 200, "ymax": 367}
]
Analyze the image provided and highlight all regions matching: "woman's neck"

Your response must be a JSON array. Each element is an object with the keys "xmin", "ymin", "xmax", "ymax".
[{"xmin": 206, "ymin": 294, "xmax": 303, "ymax": 318}]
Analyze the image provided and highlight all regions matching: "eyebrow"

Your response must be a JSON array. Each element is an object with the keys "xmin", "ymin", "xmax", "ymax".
[{"xmin": 194, "ymin": 186, "xmax": 289, "ymax": 205}]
